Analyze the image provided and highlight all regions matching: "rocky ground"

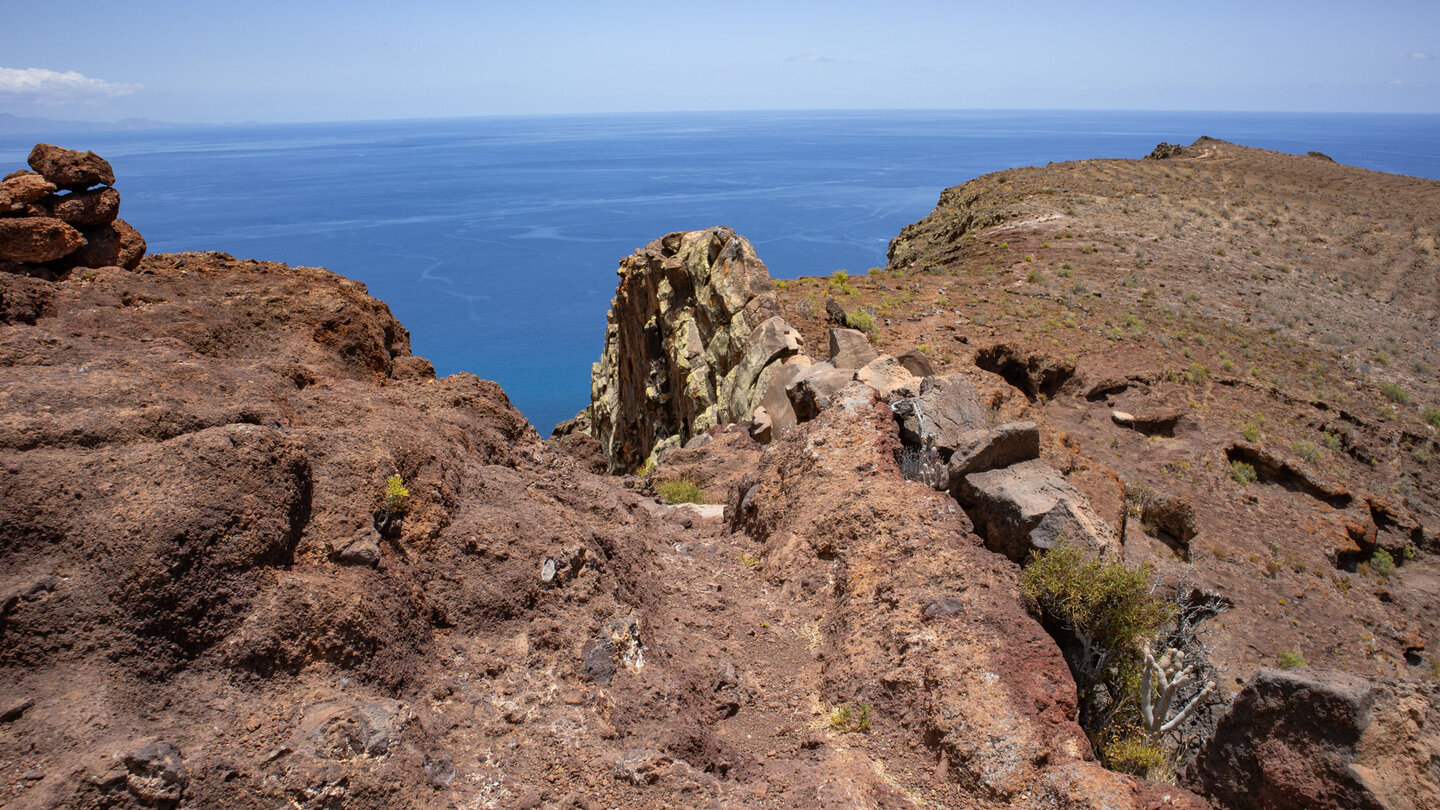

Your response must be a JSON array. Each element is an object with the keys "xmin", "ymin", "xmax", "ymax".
[
  {"xmin": 772, "ymin": 138, "xmax": 1440, "ymax": 693},
  {"xmin": 2, "ymin": 140, "xmax": 1437, "ymax": 809}
]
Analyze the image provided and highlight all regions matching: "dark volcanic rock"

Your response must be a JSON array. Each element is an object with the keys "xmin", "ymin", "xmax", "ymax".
[
  {"xmin": 893, "ymin": 372, "xmax": 989, "ymax": 453},
  {"xmin": 28, "ymin": 142, "xmax": 115, "ymax": 189},
  {"xmin": 0, "ymin": 216, "xmax": 85, "ymax": 263}
]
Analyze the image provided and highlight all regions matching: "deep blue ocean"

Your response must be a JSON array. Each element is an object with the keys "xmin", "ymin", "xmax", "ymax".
[{"xmin": 4, "ymin": 110, "xmax": 1438, "ymax": 432}]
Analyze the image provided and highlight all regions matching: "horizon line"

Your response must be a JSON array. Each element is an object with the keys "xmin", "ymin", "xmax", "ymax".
[{"xmin": 5, "ymin": 106, "xmax": 1440, "ymax": 131}]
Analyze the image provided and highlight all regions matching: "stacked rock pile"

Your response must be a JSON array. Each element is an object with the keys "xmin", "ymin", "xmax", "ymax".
[{"xmin": 0, "ymin": 143, "xmax": 146, "ymax": 276}]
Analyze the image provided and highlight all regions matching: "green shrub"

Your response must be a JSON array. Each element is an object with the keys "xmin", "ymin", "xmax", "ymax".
[
  {"xmin": 657, "ymin": 478, "xmax": 705, "ymax": 505},
  {"xmin": 1185, "ymin": 363, "xmax": 1209, "ymax": 384},
  {"xmin": 827, "ymin": 702, "xmax": 873, "ymax": 733},
  {"xmin": 1369, "ymin": 548, "xmax": 1396, "ymax": 578},
  {"xmin": 1291, "ymin": 440, "xmax": 1321, "ymax": 464},
  {"xmin": 1276, "ymin": 650, "xmax": 1306, "ymax": 669},
  {"xmin": 845, "ymin": 310, "xmax": 876, "ymax": 335},
  {"xmin": 1229, "ymin": 461, "xmax": 1258, "ymax": 484},
  {"xmin": 1241, "ymin": 422, "xmax": 1260, "ymax": 442},
  {"xmin": 1104, "ymin": 733, "xmax": 1166, "ymax": 777},
  {"xmin": 384, "ymin": 474, "xmax": 410, "ymax": 515},
  {"xmin": 1423, "ymin": 406, "xmax": 1440, "ymax": 428},
  {"xmin": 1380, "ymin": 382, "xmax": 1410, "ymax": 405}
]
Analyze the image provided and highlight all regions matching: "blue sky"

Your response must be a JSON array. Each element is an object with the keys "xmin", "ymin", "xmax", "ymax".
[{"xmin": 2, "ymin": 0, "xmax": 1436, "ymax": 122}]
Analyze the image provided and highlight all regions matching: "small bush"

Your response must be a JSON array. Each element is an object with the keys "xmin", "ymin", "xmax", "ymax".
[
  {"xmin": 1291, "ymin": 440, "xmax": 1321, "ymax": 464},
  {"xmin": 1104, "ymin": 733, "xmax": 1166, "ymax": 777},
  {"xmin": 1241, "ymin": 422, "xmax": 1260, "ymax": 442},
  {"xmin": 1021, "ymin": 541, "xmax": 1173, "ymax": 662},
  {"xmin": 1423, "ymin": 406, "xmax": 1440, "ymax": 428},
  {"xmin": 1276, "ymin": 650, "xmax": 1306, "ymax": 669},
  {"xmin": 1322, "ymin": 431, "xmax": 1342, "ymax": 451},
  {"xmin": 1369, "ymin": 548, "xmax": 1397, "ymax": 578},
  {"xmin": 1185, "ymin": 363, "xmax": 1209, "ymax": 384},
  {"xmin": 1229, "ymin": 460, "xmax": 1258, "ymax": 484},
  {"xmin": 384, "ymin": 474, "xmax": 410, "ymax": 515},
  {"xmin": 845, "ymin": 310, "xmax": 876, "ymax": 335},
  {"xmin": 1380, "ymin": 382, "xmax": 1410, "ymax": 405},
  {"xmin": 657, "ymin": 478, "xmax": 705, "ymax": 505},
  {"xmin": 1026, "ymin": 267, "xmax": 1043, "ymax": 283},
  {"xmin": 827, "ymin": 702, "xmax": 873, "ymax": 733}
]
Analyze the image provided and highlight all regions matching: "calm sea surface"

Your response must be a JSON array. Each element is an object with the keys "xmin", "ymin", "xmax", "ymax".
[{"xmin": 5, "ymin": 110, "xmax": 1437, "ymax": 431}]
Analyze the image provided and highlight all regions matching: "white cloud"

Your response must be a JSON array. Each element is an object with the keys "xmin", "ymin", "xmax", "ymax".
[
  {"xmin": 0, "ymin": 67, "xmax": 141, "ymax": 105},
  {"xmin": 1412, "ymin": 51, "xmax": 1431, "ymax": 60},
  {"xmin": 786, "ymin": 54, "xmax": 836, "ymax": 63}
]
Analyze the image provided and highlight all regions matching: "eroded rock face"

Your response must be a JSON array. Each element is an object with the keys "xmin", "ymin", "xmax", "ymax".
[
  {"xmin": 1191, "ymin": 668, "xmax": 1440, "ymax": 810},
  {"xmin": 732, "ymin": 381, "xmax": 1204, "ymax": 809},
  {"xmin": 589, "ymin": 227, "xmax": 802, "ymax": 471}
]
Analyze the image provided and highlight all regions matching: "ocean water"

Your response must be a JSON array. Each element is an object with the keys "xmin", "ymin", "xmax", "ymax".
[{"xmin": 4, "ymin": 110, "xmax": 1438, "ymax": 432}]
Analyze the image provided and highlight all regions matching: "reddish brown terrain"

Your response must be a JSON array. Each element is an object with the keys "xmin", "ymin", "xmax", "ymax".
[
  {"xmin": 775, "ymin": 138, "xmax": 1440, "ymax": 691},
  {"xmin": 2, "ymin": 141, "xmax": 1437, "ymax": 810}
]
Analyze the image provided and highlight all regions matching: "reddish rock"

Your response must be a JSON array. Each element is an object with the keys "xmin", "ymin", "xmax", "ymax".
[
  {"xmin": 47, "ymin": 186, "xmax": 121, "ymax": 225},
  {"xmin": 0, "ymin": 172, "xmax": 57, "ymax": 211},
  {"xmin": 1192, "ymin": 668, "xmax": 1440, "ymax": 810},
  {"xmin": 27, "ymin": 142, "xmax": 115, "ymax": 189},
  {"xmin": 0, "ymin": 216, "xmax": 85, "ymax": 263},
  {"xmin": 71, "ymin": 218, "xmax": 146, "ymax": 270}
]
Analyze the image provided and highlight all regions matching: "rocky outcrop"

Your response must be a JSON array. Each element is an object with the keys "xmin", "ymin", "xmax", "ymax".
[
  {"xmin": 1191, "ymin": 668, "xmax": 1440, "ymax": 810},
  {"xmin": 731, "ymin": 381, "xmax": 1206, "ymax": 809},
  {"xmin": 589, "ymin": 227, "xmax": 805, "ymax": 471},
  {"xmin": 0, "ymin": 144, "xmax": 146, "ymax": 277}
]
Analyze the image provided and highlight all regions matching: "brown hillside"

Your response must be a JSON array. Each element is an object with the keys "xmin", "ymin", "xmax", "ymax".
[{"xmin": 773, "ymin": 138, "xmax": 1440, "ymax": 696}]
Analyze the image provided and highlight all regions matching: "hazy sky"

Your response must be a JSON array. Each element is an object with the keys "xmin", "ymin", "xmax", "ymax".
[{"xmin": 2, "ymin": 0, "xmax": 1437, "ymax": 122}]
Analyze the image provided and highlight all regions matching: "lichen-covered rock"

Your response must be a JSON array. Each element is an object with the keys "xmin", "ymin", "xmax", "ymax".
[
  {"xmin": 27, "ymin": 142, "xmax": 115, "ymax": 189},
  {"xmin": 589, "ymin": 227, "xmax": 802, "ymax": 471}
]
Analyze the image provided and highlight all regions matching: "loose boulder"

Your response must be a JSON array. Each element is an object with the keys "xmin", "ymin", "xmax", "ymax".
[
  {"xmin": 0, "ymin": 172, "xmax": 57, "ymax": 210},
  {"xmin": 0, "ymin": 217, "xmax": 85, "ymax": 263},
  {"xmin": 942, "ymin": 421, "xmax": 1040, "ymax": 485},
  {"xmin": 786, "ymin": 362, "xmax": 853, "ymax": 422},
  {"xmin": 892, "ymin": 373, "xmax": 989, "ymax": 453},
  {"xmin": 48, "ymin": 186, "xmax": 121, "ymax": 226},
  {"xmin": 1191, "ymin": 667, "xmax": 1440, "ymax": 810},
  {"xmin": 28, "ymin": 143, "xmax": 115, "ymax": 189},
  {"xmin": 854, "ymin": 355, "xmax": 921, "ymax": 400},
  {"xmin": 827, "ymin": 327, "xmax": 879, "ymax": 370},
  {"xmin": 960, "ymin": 458, "xmax": 1119, "ymax": 562}
]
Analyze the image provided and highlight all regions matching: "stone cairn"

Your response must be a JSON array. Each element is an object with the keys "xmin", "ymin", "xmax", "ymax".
[{"xmin": 0, "ymin": 143, "xmax": 146, "ymax": 277}]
